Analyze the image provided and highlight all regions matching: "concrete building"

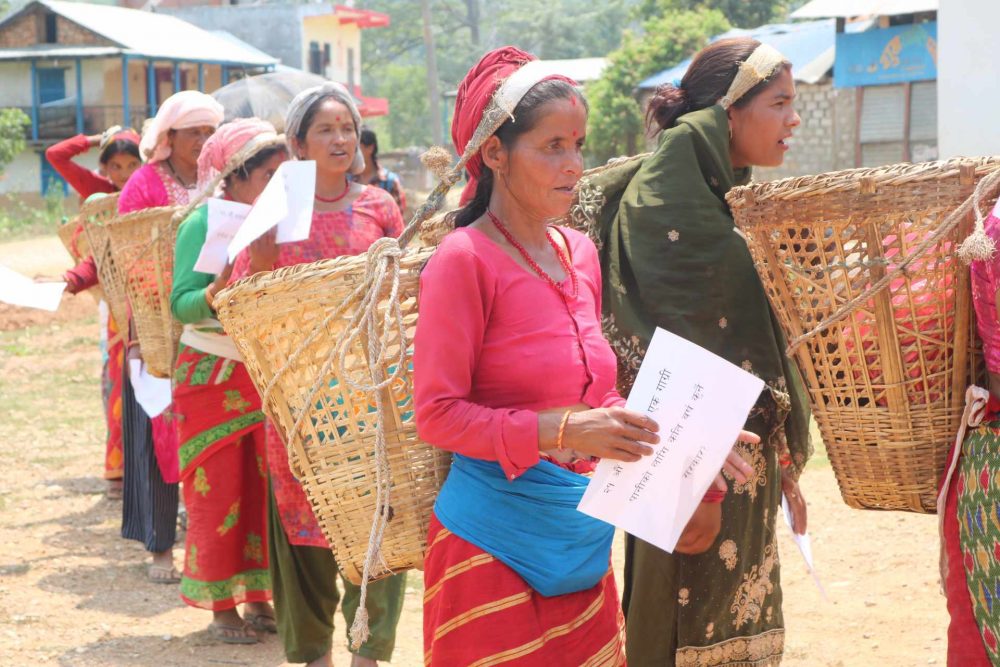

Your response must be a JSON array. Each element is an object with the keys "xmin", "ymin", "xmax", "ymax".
[
  {"xmin": 936, "ymin": 0, "xmax": 1000, "ymax": 159},
  {"xmin": 161, "ymin": 3, "xmax": 389, "ymax": 115},
  {"xmin": 0, "ymin": 0, "xmax": 277, "ymax": 195}
]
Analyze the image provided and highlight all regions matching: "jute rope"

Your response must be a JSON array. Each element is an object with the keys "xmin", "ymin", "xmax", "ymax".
[
  {"xmin": 783, "ymin": 166, "xmax": 1000, "ymax": 356},
  {"xmin": 258, "ymin": 96, "xmax": 513, "ymax": 648}
]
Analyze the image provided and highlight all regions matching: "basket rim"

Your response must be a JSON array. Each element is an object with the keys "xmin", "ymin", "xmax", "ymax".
[
  {"xmin": 217, "ymin": 245, "xmax": 436, "ymax": 310},
  {"xmin": 726, "ymin": 156, "xmax": 1000, "ymax": 209},
  {"xmin": 78, "ymin": 192, "xmax": 120, "ymax": 218},
  {"xmin": 105, "ymin": 205, "xmax": 177, "ymax": 228}
]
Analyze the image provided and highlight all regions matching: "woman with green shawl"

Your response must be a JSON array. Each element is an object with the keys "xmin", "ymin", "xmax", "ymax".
[{"xmin": 581, "ymin": 38, "xmax": 812, "ymax": 665}]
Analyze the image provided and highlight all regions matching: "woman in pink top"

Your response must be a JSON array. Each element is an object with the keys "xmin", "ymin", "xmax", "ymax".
[
  {"xmin": 229, "ymin": 83, "xmax": 406, "ymax": 667},
  {"xmin": 939, "ymin": 206, "xmax": 1000, "ymax": 666},
  {"xmin": 413, "ymin": 47, "xmax": 755, "ymax": 667}
]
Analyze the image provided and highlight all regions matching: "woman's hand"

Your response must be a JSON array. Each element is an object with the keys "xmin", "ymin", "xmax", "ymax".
[
  {"xmin": 781, "ymin": 468, "xmax": 807, "ymax": 535},
  {"xmin": 204, "ymin": 262, "xmax": 235, "ymax": 309},
  {"xmin": 541, "ymin": 406, "xmax": 659, "ymax": 462},
  {"xmin": 248, "ymin": 228, "xmax": 279, "ymax": 275},
  {"xmin": 675, "ymin": 501, "xmax": 721, "ymax": 554},
  {"xmin": 710, "ymin": 430, "xmax": 759, "ymax": 492}
]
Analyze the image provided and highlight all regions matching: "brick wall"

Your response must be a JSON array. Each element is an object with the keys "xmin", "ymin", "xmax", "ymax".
[
  {"xmin": 0, "ymin": 9, "xmax": 113, "ymax": 48},
  {"xmin": 55, "ymin": 16, "xmax": 112, "ymax": 46},
  {"xmin": 0, "ymin": 12, "xmax": 38, "ymax": 48},
  {"xmin": 755, "ymin": 79, "xmax": 858, "ymax": 182}
]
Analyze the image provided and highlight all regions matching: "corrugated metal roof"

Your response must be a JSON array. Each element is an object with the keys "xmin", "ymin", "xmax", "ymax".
[
  {"xmin": 25, "ymin": 0, "xmax": 278, "ymax": 65},
  {"xmin": 639, "ymin": 20, "xmax": 837, "ymax": 90},
  {"xmin": 0, "ymin": 44, "xmax": 120, "ymax": 60},
  {"xmin": 791, "ymin": 0, "xmax": 937, "ymax": 19}
]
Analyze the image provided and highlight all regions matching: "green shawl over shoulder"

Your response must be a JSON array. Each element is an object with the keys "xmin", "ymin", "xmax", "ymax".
[{"xmin": 581, "ymin": 104, "xmax": 811, "ymax": 474}]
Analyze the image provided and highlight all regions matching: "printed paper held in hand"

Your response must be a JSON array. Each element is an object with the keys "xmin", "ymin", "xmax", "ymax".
[
  {"xmin": 0, "ymin": 263, "xmax": 65, "ymax": 311},
  {"xmin": 193, "ymin": 198, "xmax": 252, "ymax": 274},
  {"xmin": 227, "ymin": 160, "xmax": 316, "ymax": 261},
  {"xmin": 578, "ymin": 327, "xmax": 765, "ymax": 553}
]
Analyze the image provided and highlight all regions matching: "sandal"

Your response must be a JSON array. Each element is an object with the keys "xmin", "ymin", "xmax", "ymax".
[
  {"xmin": 208, "ymin": 620, "xmax": 258, "ymax": 645},
  {"xmin": 244, "ymin": 612, "xmax": 278, "ymax": 634},
  {"xmin": 147, "ymin": 564, "xmax": 181, "ymax": 584}
]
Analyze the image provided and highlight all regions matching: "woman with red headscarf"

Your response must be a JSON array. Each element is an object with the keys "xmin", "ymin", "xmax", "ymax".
[
  {"xmin": 413, "ymin": 47, "xmax": 753, "ymax": 666},
  {"xmin": 171, "ymin": 119, "xmax": 287, "ymax": 643}
]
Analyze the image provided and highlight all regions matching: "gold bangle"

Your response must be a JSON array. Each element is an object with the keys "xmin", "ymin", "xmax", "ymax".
[{"xmin": 556, "ymin": 410, "xmax": 572, "ymax": 451}]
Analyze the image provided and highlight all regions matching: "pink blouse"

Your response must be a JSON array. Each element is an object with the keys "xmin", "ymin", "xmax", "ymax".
[
  {"xmin": 971, "ymin": 211, "xmax": 1000, "ymax": 373},
  {"xmin": 230, "ymin": 185, "xmax": 404, "ymax": 547},
  {"xmin": 118, "ymin": 162, "xmax": 192, "ymax": 214},
  {"xmin": 413, "ymin": 225, "xmax": 624, "ymax": 482}
]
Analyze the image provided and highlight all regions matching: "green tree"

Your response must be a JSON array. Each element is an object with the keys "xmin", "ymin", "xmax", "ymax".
[
  {"xmin": 0, "ymin": 108, "xmax": 29, "ymax": 174},
  {"xmin": 586, "ymin": 8, "xmax": 729, "ymax": 162},
  {"xmin": 635, "ymin": 0, "xmax": 787, "ymax": 27}
]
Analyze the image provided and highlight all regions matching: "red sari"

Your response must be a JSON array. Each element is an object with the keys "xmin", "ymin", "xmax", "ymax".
[{"xmin": 173, "ymin": 343, "xmax": 270, "ymax": 610}]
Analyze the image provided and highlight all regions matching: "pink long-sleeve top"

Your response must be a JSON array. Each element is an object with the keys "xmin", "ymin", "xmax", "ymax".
[
  {"xmin": 414, "ymin": 225, "xmax": 625, "ymax": 481},
  {"xmin": 971, "ymin": 211, "xmax": 1000, "ymax": 374}
]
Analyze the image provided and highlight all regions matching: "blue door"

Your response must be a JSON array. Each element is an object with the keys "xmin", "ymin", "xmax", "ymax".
[
  {"xmin": 37, "ymin": 67, "xmax": 66, "ymax": 103},
  {"xmin": 36, "ymin": 68, "xmax": 68, "ymax": 195}
]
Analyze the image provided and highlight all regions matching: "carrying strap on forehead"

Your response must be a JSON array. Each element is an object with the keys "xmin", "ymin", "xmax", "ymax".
[{"xmin": 718, "ymin": 44, "xmax": 787, "ymax": 110}]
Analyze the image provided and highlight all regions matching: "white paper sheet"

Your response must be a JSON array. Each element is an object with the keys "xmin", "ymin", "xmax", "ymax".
[
  {"xmin": 128, "ymin": 358, "xmax": 171, "ymax": 418},
  {"xmin": 227, "ymin": 160, "xmax": 316, "ymax": 261},
  {"xmin": 193, "ymin": 198, "xmax": 252, "ymax": 274},
  {"xmin": 0, "ymin": 263, "xmax": 65, "ymax": 311},
  {"xmin": 782, "ymin": 493, "xmax": 828, "ymax": 599},
  {"xmin": 578, "ymin": 327, "xmax": 765, "ymax": 553}
]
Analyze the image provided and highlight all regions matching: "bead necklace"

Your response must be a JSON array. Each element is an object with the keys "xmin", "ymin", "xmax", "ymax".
[
  {"xmin": 315, "ymin": 178, "xmax": 351, "ymax": 203},
  {"xmin": 487, "ymin": 210, "xmax": 578, "ymax": 299}
]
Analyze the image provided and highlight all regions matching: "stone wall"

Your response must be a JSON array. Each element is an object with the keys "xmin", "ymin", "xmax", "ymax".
[{"xmin": 755, "ymin": 79, "xmax": 857, "ymax": 182}]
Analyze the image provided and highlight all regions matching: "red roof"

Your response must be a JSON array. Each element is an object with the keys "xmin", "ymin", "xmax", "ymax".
[{"xmin": 334, "ymin": 5, "xmax": 390, "ymax": 29}]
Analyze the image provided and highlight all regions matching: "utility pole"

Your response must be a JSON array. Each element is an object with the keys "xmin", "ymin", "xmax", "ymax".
[
  {"xmin": 421, "ymin": 0, "xmax": 444, "ymax": 146},
  {"xmin": 466, "ymin": 0, "xmax": 480, "ymax": 45}
]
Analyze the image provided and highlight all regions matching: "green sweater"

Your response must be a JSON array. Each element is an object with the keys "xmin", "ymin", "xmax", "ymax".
[{"xmin": 170, "ymin": 204, "xmax": 215, "ymax": 325}]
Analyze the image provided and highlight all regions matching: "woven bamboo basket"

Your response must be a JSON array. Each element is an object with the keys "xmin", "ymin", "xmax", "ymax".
[
  {"xmin": 57, "ymin": 217, "xmax": 89, "ymax": 263},
  {"xmin": 215, "ymin": 246, "xmax": 450, "ymax": 583},
  {"xmin": 727, "ymin": 157, "xmax": 1000, "ymax": 513},
  {"xmin": 105, "ymin": 206, "xmax": 182, "ymax": 378},
  {"xmin": 80, "ymin": 194, "xmax": 125, "ymax": 323}
]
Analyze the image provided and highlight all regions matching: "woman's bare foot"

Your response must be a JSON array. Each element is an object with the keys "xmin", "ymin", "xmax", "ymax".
[
  {"xmin": 244, "ymin": 601, "xmax": 277, "ymax": 633},
  {"xmin": 105, "ymin": 479, "xmax": 123, "ymax": 500},
  {"xmin": 208, "ymin": 608, "xmax": 258, "ymax": 644},
  {"xmin": 306, "ymin": 651, "xmax": 332, "ymax": 667},
  {"xmin": 147, "ymin": 549, "xmax": 179, "ymax": 583}
]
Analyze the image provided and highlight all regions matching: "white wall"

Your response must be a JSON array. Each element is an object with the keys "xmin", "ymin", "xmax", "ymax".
[
  {"xmin": 0, "ymin": 151, "xmax": 41, "ymax": 195},
  {"xmin": 0, "ymin": 62, "xmax": 33, "ymax": 106},
  {"xmin": 938, "ymin": 0, "xmax": 1000, "ymax": 159}
]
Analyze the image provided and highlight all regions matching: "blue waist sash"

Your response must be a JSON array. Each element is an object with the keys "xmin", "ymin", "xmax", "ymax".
[{"xmin": 433, "ymin": 453, "xmax": 614, "ymax": 597}]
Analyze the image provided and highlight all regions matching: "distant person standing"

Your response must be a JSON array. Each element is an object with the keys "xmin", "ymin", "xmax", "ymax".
[
  {"xmin": 45, "ymin": 126, "xmax": 142, "ymax": 499},
  {"xmin": 357, "ymin": 128, "xmax": 406, "ymax": 214}
]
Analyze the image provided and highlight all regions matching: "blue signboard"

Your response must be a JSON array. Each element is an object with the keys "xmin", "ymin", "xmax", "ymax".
[{"xmin": 834, "ymin": 22, "xmax": 937, "ymax": 88}]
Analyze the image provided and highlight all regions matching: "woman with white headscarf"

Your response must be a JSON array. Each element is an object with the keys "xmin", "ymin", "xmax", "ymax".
[
  {"xmin": 115, "ymin": 90, "xmax": 223, "ymax": 585},
  {"xmin": 118, "ymin": 90, "xmax": 224, "ymax": 214},
  {"xmin": 229, "ymin": 83, "xmax": 406, "ymax": 667}
]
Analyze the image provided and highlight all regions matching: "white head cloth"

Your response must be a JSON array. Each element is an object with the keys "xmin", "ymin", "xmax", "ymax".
[
  {"xmin": 718, "ymin": 44, "xmax": 788, "ymax": 110},
  {"xmin": 284, "ymin": 82, "xmax": 365, "ymax": 175}
]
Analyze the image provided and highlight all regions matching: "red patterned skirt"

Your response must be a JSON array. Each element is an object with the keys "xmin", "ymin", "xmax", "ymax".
[
  {"xmin": 173, "ymin": 344, "xmax": 270, "ymax": 610},
  {"xmin": 102, "ymin": 314, "xmax": 124, "ymax": 479},
  {"xmin": 423, "ymin": 514, "xmax": 626, "ymax": 666}
]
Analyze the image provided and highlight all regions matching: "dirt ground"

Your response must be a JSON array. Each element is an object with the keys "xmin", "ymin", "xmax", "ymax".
[{"xmin": 0, "ymin": 235, "xmax": 948, "ymax": 666}]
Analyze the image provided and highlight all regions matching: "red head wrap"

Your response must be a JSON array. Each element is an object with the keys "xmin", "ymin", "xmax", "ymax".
[{"xmin": 451, "ymin": 46, "xmax": 575, "ymax": 206}]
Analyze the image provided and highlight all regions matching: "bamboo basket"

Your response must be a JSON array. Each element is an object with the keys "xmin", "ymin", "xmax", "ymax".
[
  {"xmin": 57, "ymin": 214, "xmax": 106, "ymax": 303},
  {"xmin": 215, "ymin": 246, "xmax": 450, "ymax": 584},
  {"xmin": 727, "ymin": 157, "xmax": 1000, "ymax": 513},
  {"xmin": 80, "ymin": 194, "xmax": 125, "ymax": 324},
  {"xmin": 105, "ymin": 206, "xmax": 182, "ymax": 379}
]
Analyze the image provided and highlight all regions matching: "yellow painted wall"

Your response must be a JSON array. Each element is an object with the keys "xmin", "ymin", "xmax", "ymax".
[{"xmin": 301, "ymin": 14, "xmax": 361, "ymax": 86}]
